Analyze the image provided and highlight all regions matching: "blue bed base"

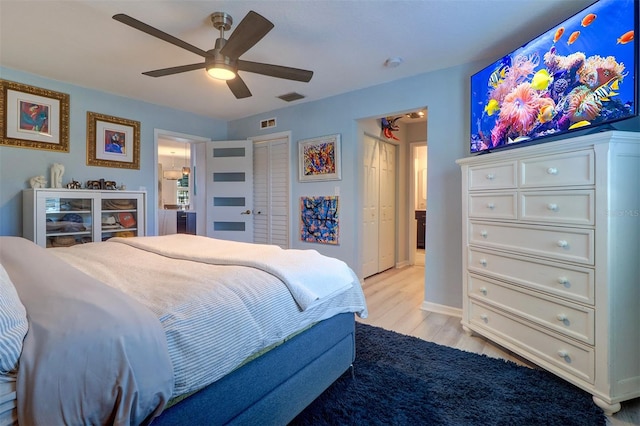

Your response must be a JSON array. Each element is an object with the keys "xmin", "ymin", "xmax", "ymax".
[{"xmin": 153, "ymin": 312, "xmax": 356, "ymax": 425}]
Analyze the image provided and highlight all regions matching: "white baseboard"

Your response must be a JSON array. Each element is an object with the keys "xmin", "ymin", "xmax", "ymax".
[
  {"xmin": 395, "ymin": 260, "xmax": 409, "ymax": 268},
  {"xmin": 421, "ymin": 301, "xmax": 462, "ymax": 318}
]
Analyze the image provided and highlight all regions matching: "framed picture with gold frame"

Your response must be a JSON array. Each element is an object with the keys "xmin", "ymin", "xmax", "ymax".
[
  {"xmin": 0, "ymin": 79, "xmax": 70, "ymax": 152},
  {"xmin": 87, "ymin": 111, "xmax": 140, "ymax": 169}
]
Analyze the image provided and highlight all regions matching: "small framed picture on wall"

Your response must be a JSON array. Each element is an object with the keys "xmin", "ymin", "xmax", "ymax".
[{"xmin": 86, "ymin": 111, "xmax": 140, "ymax": 169}]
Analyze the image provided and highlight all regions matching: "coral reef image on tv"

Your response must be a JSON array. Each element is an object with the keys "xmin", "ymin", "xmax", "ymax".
[{"xmin": 470, "ymin": 0, "xmax": 637, "ymax": 154}]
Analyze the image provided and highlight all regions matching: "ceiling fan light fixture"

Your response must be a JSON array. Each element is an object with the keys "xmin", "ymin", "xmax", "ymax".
[{"xmin": 206, "ymin": 63, "xmax": 236, "ymax": 80}]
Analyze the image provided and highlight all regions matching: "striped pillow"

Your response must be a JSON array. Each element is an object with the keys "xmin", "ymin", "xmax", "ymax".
[{"xmin": 0, "ymin": 264, "xmax": 28, "ymax": 375}]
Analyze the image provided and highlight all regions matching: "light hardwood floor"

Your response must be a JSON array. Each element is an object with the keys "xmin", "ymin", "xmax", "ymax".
[{"xmin": 357, "ymin": 264, "xmax": 640, "ymax": 426}]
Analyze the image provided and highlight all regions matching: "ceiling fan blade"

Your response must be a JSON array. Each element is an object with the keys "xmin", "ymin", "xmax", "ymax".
[
  {"xmin": 113, "ymin": 13, "xmax": 209, "ymax": 58},
  {"xmin": 237, "ymin": 60, "xmax": 313, "ymax": 82},
  {"xmin": 142, "ymin": 63, "xmax": 206, "ymax": 77},
  {"xmin": 219, "ymin": 11, "xmax": 274, "ymax": 59},
  {"xmin": 227, "ymin": 76, "xmax": 252, "ymax": 99}
]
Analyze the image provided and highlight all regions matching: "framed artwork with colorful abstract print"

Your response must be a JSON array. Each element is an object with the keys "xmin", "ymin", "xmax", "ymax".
[
  {"xmin": 300, "ymin": 196, "xmax": 339, "ymax": 245},
  {"xmin": 298, "ymin": 133, "xmax": 341, "ymax": 182}
]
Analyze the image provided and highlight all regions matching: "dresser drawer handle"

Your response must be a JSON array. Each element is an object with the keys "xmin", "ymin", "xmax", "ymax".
[
  {"xmin": 479, "ymin": 287, "xmax": 488, "ymax": 295},
  {"xmin": 479, "ymin": 259, "xmax": 488, "ymax": 267},
  {"xmin": 486, "ymin": 203, "xmax": 495, "ymax": 210},
  {"xmin": 557, "ymin": 277, "xmax": 570, "ymax": 287},
  {"xmin": 547, "ymin": 167, "xmax": 558, "ymax": 175},
  {"xmin": 557, "ymin": 350, "xmax": 570, "ymax": 361},
  {"xmin": 486, "ymin": 173, "xmax": 495, "ymax": 180},
  {"xmin": 557, "ymin": 240, "xmax": 568, "ymax": 248},
  {"xmin": 480, "ymin": 230, "xmax": 488, "ymax": 238},
  {"xmin": 547, "ymin": 203, "xmax": 558, "ymax": 211},
  {"xmin": 556, "ymin": 313, "xmax": 568, "ymax": 322},
  {"xmin": 480, "ymin": 314, "xmax": 489, "ymax": 322}
]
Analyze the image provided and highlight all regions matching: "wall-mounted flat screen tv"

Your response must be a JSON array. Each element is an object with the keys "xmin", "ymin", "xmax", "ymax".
[{"xmin": 470, "ymin": 0, "xmax": 637, "ymax": 154}]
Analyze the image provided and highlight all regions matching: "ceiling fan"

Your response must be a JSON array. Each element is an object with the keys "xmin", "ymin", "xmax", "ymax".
[{"xmin": 112, "ymin": 11, "xmax": 313, "ymax": 99}]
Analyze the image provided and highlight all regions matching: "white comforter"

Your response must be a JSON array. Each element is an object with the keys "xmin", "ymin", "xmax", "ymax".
[
  {"xmin": 51, "ymin": 236, "xmax": 367, "ymax": 397},
  {"xmin": 111, "ymin": 234, "xmax": 357, "ymax": 310}
]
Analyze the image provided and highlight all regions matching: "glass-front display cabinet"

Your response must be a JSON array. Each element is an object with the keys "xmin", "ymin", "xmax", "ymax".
[{"xmin": 23, "ymin": 189, "xmax": 146, "ymax": 248}]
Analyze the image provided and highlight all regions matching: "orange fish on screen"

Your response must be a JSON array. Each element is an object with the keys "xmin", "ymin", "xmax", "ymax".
[
  {"xmin": 617, "ymin": 30, "xmax": 634, "ymax": 45},
  {"xmin": 581, "ymin": 13, "xmax": 596, "ymax": 27},
  {"xmin": 553, "ymin": 27, "xmax": 565, "ymax": 43},
  {"xmin": 567, "ymin": 31, "xmax": 580, "ymax": 45}
]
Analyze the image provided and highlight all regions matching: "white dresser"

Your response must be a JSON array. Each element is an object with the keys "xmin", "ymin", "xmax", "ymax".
[{"xmin": 456, "ymin": 131, "xmax": 640, "ymax": 415}]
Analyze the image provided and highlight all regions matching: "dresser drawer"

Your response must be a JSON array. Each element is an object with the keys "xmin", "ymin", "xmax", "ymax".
[
  {"xmin": 469, "ymin": 221, "xmax": 594, "ymax": 265},
  {"xmin": 520, "ymin": 190, "xmax": 594, "ymax": 225},
  {"xmin": 469, "ymin": 162, "xmax": 516, "ymax": 190},
  {"xmin": 468, "ymin": 248, "xmax": 594, "ymax": 304},
  {"xmin": 520, "ymin": 150, "xmax": 594, "ymax": 188},
  {"xmin": 469, "ymin": 301, "xmax": 595, "ymax": 383},
  {"xmin": 468, "ymin": 274, "xmax": 594, "ymax": 344},
  {"xmin": 469, "ymin": 192, "xmax": 517, "ymax": 220}
]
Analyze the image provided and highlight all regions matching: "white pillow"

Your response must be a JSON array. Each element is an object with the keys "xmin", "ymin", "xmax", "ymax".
[{"xmin": 0, "ymin": 264, "xmax": 28, "ymax": 375}]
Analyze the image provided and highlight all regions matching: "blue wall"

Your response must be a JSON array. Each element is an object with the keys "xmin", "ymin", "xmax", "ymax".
[{"xmin": 0, "ymin": 67, "xmax": 227, "ymax": 236}]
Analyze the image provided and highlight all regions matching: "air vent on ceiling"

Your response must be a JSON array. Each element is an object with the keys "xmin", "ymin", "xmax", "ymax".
[{"xmin": 278, "ymin": 92, "xmax": 305, "ymax": 102}]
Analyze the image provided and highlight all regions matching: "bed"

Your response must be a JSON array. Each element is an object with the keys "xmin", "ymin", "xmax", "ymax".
[{"xmin": 0, "ymin": 235, "xmax": 367, "ymax": 425}]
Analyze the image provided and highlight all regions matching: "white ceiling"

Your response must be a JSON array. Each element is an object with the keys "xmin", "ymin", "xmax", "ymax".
[{"xmin": 1, "ymin": 0, "xmax": 594, "ymax": 122}]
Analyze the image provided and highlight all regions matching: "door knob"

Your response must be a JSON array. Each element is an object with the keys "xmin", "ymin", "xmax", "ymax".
[{"xmin": 241, "ymin": 209, "xmax": 251, "ymax": 215}]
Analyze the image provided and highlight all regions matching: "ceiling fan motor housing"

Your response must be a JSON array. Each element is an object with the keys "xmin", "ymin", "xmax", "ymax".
[
  {"xmin": 208, "ymin": 39, "xmax": 235, "ymax": 65},
  {"xmin": 211, "ymin": 12, "xmax": 232, "ymax": 32}
]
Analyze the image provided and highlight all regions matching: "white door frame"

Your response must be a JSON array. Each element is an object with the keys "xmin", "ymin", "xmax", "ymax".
[{"xmin": 409, "ymin": 141, "xmax": 427, "ymax": 265}]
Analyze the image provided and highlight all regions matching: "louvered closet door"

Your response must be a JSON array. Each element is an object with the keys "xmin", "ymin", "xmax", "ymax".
[{"xmin": 253, "ymin": 137, "xmax": 289, "ymax": 248}]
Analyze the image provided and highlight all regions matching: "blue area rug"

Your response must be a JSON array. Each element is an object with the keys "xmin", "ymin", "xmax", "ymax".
[{"xmin": 290, "ymin": 322, "xmax": 606, "ymax": 425}]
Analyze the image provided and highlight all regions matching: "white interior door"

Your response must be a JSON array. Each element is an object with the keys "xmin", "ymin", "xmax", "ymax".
[
  {"xmin": 362, "ymin": 135, "xmax": 380, "ymax": 277},
  {"xmin": 205, "ymin": 140, "xmax": 253, "ymax": 242},
  {"xmin": 362, "ymin": 134, "xmax": 397, "ymax": 278},
  {"xmin": 378, "ymin": 141, "xmax": 396, "ymax": 271},
  {"xmin": 253, "ymin": 137, "xmax": 289, "ymax": 248}
]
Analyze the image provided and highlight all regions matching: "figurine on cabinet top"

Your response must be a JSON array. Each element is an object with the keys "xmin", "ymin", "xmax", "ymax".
[{"xmin": 51, "ymin": 163, "xmax": 65, "ymax": 188}]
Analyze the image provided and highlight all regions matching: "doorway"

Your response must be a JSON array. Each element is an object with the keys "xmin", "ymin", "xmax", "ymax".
[
  {"xmin": 155, "ymin": 129, "xmax": 210, "ymax": 236},
  {"xmin": 411, "ymin": 143, "xmax": 427, "ymax": 266},
  {"xmin": 359, "ymin": 109, "xmax": 427, "ymax": 278}
]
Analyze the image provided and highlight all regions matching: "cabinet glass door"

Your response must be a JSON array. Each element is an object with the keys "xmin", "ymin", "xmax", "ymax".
[
  {"xmin": 44, "ymin": 196, "xmax": 93, "ymax": 247},
  {"xmin": 101, "ymin": 197, "xmax": 140, "ymax": 241}
]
